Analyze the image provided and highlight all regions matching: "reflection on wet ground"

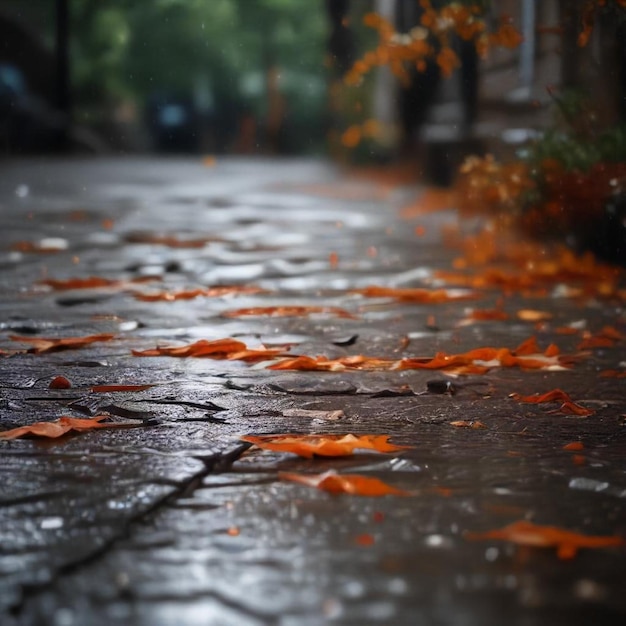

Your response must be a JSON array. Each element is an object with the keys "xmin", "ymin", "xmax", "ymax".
[{"xmin": 0, "ymin": 158, "xmax": 625, "ymax": 625}]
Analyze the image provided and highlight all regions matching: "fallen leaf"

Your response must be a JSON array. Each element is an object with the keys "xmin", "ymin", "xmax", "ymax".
[
  {"xmin": 509, "ymin": 389, "xmax": 573, "ymax": 404},
  {"xmin": 449, "ymin": 420, "xmax": 487, "ymax": 429},
  {"xmin": 125, "ymin": 233, "xmax": 213, "ymax": 248},
  {"xmin": 90, "ymin": 384, "xmax": 155, "ymax": 393},
  {"xmin": 549, "ymin": 401, "xmax": 595, "ymax": 417},
  {"xmin": 510, "ymin": 389, "xmax": 594, "ymax": 416},
  {"xmin": 465, "ymin": 519, "xmax": 624, "ymax": 559},
  {"xmin": 599, "ymin": 369, "xmax": 626, "ymax": 378},
  {"xmin": 38, "ymin": 276, "xmax": 157, "ymax": 291},
  {"xmin": 132, "ymin": 338, "xmax": 287, "ymax": 362},
  {"xmin": 354, "ymin": 285, "xmax": 478, "ymax": 303},
  {"xmin": 10, "ymin": 333, "xmax": 116, "ymax": 354},
  {"xmin": 222, "ymin": 306, "xmax": 357, "ymax": 319},
  {"xmin": 241, "ymin": 433, "xmax": 411, "ymax": 458},
  {"xmin": 354, "ymin": 533, "xmax": 376, "ymax": 546},
  {"xmin": 578, "ymin": 325, "xmax": 625, "ymax": 350},
  {"xmin": 516, "ymin": 309, "xmax": 553, "ymax": 322},
  {"xmin": 0, "ymin": 415, "xmax": 139, "ymax": 440},
  {"xmin": 134, "ymin": 285, "xmax": 263, "ymax": 302},
  {"xmin": 279, "ymin": 470, "xmax": 410, "ymax": 496}
]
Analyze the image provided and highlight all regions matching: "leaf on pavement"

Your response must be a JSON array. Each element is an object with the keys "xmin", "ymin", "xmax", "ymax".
[
  {"xmin": 510, "ymin": 389, "xmax": 594, "ymax": 416},
  {"xmin": 38, "ymin": 276, "xmax": 157, "ymax": 291},
  {"xmin": 353, "ymin": 285, "xmax": 478, "ymax": 303},
  {"xmin": 134, "ymin": 285, "xmax": 263, "ymax": 302},
  {"xmin": 516, "ymin": 309, "xmax": 553, "ymax": 322},
  {"xmin": 279, "ymin": 470, "xmax": 410, "ymax": 496},
  {"xmin": 450, "ymin": 420, "xmax": 486, "ymax": 429},
  {"xmin": 222, "ymin": 305, "xmax": 357, "ymax": 319},
  {"xmin": 240, "ymin": 433, "xmax": 411, "ymax": 458},
  {"xmin": 577, "ymin": 325, "xmax": 625, "ymax": 350},
  {"xmin": 0, "ymin": 415, "xmax": 139, "ymax": 440},
  {"xmin": 131, "ymin": 338, "xmax": 287, "ymax": 362},
  {"xmin": 10, "ymin": 333, "xmax": 116, "ymax": 354},
  {"xmin": 465, "ymin": 519, "xmax": 624, "ymax": 559}
]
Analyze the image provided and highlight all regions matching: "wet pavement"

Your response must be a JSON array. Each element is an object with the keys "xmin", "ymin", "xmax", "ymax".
[{"xmin": 0, "ymin": 157, "xmax": 625, "ymax": 626}]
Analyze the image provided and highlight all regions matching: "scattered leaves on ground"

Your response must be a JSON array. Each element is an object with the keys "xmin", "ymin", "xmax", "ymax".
[
  {"xmin": 465, "ymin": 519, "xmax": 624, "ymax": 559},
  {"xmin": 240, "ymin": 433, "xmax": 411, "ymax": 458},
  {"xmin": 279, "ymin": 470, "xmax": 410, "ymax": 496},
  {"xmin": 38, "ymin": 276, "xmax": 157, "ymax": 291}
]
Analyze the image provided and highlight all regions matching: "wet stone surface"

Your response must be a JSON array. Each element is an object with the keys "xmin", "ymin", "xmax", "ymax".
[{"xmin": 1, "ymin": 158, "xmax": 625, "ymax": 625}]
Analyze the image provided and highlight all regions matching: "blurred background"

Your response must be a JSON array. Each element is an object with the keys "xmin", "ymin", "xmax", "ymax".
[{"xmin": 0, "ymin": 0, "xmax": 624, "ymax": 171}]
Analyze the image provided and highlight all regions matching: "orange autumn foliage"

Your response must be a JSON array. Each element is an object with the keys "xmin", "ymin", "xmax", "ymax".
[
  {"xmin": 10, "ymin": 333, "xmax": 116, "ymax": 354},
  {"xmin": 0, "ymin": 416, "xmax": 136, "ymax": 440},
  {"xmin": 38, "ymin": 276, "xmax": 157, "ymax": 291},
  {"xmin": 577, "ymin": 325, "xmax": 625, "ymax": 350},
  {"xmin": 279, "ymin": 470, "xmax": 410, "ymax": 496},
  {"xmin": 450, "ymin": 420, "xmax": 486, "ymax": 429},
  {"xmin": 222, "ymin": 306, "xmax": 357, "ymax": 319},
  {"xmin": 354, "ymin": 285, "xmax": 478, "ymax": 304},
  {"xmin": 134, "ymin": 285, "xmax": 263, "ymax": 302},
  {"xmin": 125, "ymin": 233, "xmax": 213, "ymax": 248},
  {"xmin": 465, "ymin": 519, "xmax": 624, "ymax": 559},
  {"xmin": 240, "ymin": 433, "xmax": 411, "ymax": 458},
  {"xmin": 132, "ymin": 338, "xmax": 286, "ymax": 362},
  {"xmin": 510, "ymin": 389, "xmax": 594, "ymax": 416}
]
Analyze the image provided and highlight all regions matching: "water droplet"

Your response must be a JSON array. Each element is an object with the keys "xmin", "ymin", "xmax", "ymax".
[
  {"xmin": 40, "ymin": 517, "xmax": 64, "ymax": 530},
  {"xmin": 15, "ymin": 184, "xmax": 29, "ymax": 198}
]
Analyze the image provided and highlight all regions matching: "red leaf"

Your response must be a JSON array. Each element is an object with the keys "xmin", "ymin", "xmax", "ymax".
[{"xmin": 354, "ymin": 285, "xmax": 478, "ymax": 303}]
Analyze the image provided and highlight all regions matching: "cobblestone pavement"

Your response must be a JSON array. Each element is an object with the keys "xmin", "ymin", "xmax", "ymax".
[{"xmin": 1, "ymin": 157, "xmax": 625, "ymax": 626}]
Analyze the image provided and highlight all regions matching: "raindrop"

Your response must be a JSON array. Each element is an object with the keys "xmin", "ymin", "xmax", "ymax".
[
  {"xmin": 15, "ymin": 184, "xmax": 29, "ymax": 198},
  {"xmin": 485, "ymin": 546, "xmax": 499, "ymax": 562},
  {"xmin": 568, "ymin": 477, "xmax": 610, "ymax": 493},
  {"xmin": 40, "ymin": 517, "xmax": 64, "ymax": 530}
]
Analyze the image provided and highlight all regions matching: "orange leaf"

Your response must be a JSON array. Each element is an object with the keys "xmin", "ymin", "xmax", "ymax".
[
  {"xmin": 131, "ymin": 338, "xmax": 286, "ymax": 362},
  {"xmin": 599, "ymin": 369, "xmax": 626, "ymax": 378},
  {"xmin": 510, "ymin": 389, "xmax": 593, "ymax": 416},
  {"xmin": 38, "ymin": 276, "xmax": 157, "ymax": 291},
  {"xmin": 516, "ymin": 309, "xmax": 553, "ymax": 322},
  {"xmin": 510, "ymin": 389, "xmax": 573, "ymax": 404},
  {"xmin": 465, "ymin": 520, "xmax": 624, "ymax": 559},
  {"xmin": 549, "ymin": 401, "xmax": 594, "ymax": 417},
  {"xmin": 354, "ymin": 285, "xmax": 478, "ymax": 303},
  {"xmin": 91, "ymin": 384, "xmax": 155, "ymax": 392},
  {"xmin": 241, "ymin": 433, "xmax": 411, "ymax": 458},
  {"xmin": 578, "ymin": 326, "xmax": 624, "ymax": 350},
  {"xmin": 134, "ymin": 285, "xmax": 263, "ymax": 302},
  {"xmin": 279, "ymin": 470, "xmax": 410, "ymax": 496},
  {"xmin": 222, "ymin": 306, "xmax": 357, "ymax": 319},
  {"xmin": 10, "ymin": 333, "xmax": 116, "ymax": 354},
  {"xmin": 0, "ymin": 415, "xmax": 136, "ymax": 440},
  {"xmin": 449, "ymin": 420, "xmax": 486, "ymax": 429}
]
